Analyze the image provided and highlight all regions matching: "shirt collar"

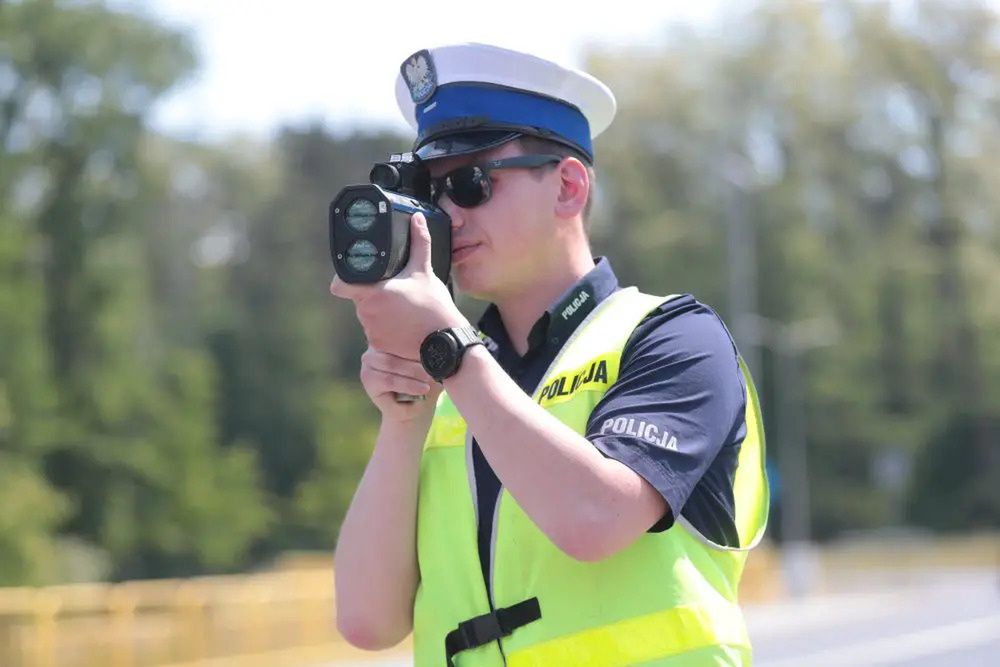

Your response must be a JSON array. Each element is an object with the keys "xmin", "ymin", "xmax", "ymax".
[{"xmin": 478, "ymin": 257, "xmax": 620, "ymax": 356}]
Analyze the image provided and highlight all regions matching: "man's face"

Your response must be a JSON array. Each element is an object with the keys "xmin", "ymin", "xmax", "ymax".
[{"xmin": 427, "ymin": 141, "xmax": 562, "ymax": 302}]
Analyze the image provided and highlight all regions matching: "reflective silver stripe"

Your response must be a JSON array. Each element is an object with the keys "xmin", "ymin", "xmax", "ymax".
[
  {"xmin": 672, "ymin": 358, "xmax": 767, "ymax": 552},
  {"xmin": 465, "ymin": 427, "xmax": 478, "ymax": 526},
  {"xmin": 488, "ymin": 489, "xmax": 503, "ymax": 602},
  {"xmin": 488, "ymin": 490, "xmax": 509, "ymax": 665},
  {"xmin": 468, "ymin": 414, "xmax": 509, "ymax": 664},
  {"xmin": 675, "ymin": 515, "xmax": 763, "ymax": 552}
]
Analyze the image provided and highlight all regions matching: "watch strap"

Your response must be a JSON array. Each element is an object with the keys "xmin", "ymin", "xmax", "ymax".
[{"xmin": 451, "ymin": 326, "xmax": 484, "ymax": 350}]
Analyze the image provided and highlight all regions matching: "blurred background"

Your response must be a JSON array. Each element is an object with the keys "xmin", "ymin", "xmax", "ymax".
[{"xmin": 1, "ymin": 0, "xmax": 997, "ymax": 665}]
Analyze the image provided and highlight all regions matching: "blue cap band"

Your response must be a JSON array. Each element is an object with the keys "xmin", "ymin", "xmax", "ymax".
[{"xmin": 415, "ymin": 83, "xmax": 593, "ymax": 161}]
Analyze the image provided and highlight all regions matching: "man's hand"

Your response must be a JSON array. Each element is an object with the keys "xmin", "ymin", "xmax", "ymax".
[
  {"xmin": 330, "ymin": 213, "xmax": 468, "ymax": 359},
  {"xmin": 360, "ymin": 347, "xmax": 441, "ymax": 423}
]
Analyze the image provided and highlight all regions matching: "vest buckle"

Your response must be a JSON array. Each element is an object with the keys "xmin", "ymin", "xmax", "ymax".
[
  {"xmin": 459, "ymin": 612, "xmax": 502, "ymax": 647},
  {"xmin": 444, "ymin": 597, "xmax": 541, "ymax": 666}
]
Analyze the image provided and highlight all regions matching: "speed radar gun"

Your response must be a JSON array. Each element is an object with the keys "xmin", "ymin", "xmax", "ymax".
[
  {"xmin": 329, "ymin": 152, "xmax": 452, "ymax": 285},
  {"xmin": 329, "ymin": 153, "xmax": 453, "ymax": 403}
]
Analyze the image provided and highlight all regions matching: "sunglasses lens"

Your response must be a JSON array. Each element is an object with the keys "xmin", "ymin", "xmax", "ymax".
[{"xmin": 448, "ymin": 166, "xmax": 490, "ymax": 208}]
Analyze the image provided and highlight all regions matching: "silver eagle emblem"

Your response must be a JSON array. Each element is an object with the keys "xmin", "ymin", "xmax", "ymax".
[{"xmin": 402, "ymin": 50, "xmax": 437, "ymax": 104}]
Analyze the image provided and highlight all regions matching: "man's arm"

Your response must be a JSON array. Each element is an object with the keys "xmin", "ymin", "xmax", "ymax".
[
  {"xmin": 333, "ymin": 417, "xmax": 426, "ymax": 649},
  {"xmin": 446, "ymin": 297, "xmax": 747, "ymax": 560},
  {"xmin": 443, "ymin": 345, "xmax": 667, "ymax": 562},
  {"xmin": 333, "ymin": 349, "xmax": 438, "ymax": 650}
]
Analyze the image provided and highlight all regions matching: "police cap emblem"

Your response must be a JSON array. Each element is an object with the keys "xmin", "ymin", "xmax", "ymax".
[{"xmin": 401, "ymin": 49, "xmax": 437, "ymax": 104}]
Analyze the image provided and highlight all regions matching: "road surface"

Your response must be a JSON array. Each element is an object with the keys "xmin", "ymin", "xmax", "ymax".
[{"xmin": 326, "ymin": 568, "xmax": 999, "ymax": 666}]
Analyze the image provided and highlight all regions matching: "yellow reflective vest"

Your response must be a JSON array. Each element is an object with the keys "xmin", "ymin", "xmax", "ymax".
[{"xmin": 413, "ymin": 288, "xmax": 769, "ymax": 666}]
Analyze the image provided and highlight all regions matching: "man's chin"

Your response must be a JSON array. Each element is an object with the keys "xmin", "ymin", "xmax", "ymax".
[{"xmin": 451, "ymin": 267, "xmax": 493, "ymax": 302}]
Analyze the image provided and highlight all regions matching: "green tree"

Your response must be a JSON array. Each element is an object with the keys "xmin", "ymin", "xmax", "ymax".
[
  {"xmin": 0, "ymin": 212, "xmax": 66, "ymax": 583},
  {"xmin": 1, "ymin": 0, "xmax": 270, "ymax": 580},
  {"xmin": 291, "ymin": 382, "xmax": 379, "ymax": 548},
  {"xmin": 587, "ymin": 0, "xmax": 1000, "ymax": 538},
  {"xmin": 205, "ymin": 126, "xmax": 407, "ymax": 553}
]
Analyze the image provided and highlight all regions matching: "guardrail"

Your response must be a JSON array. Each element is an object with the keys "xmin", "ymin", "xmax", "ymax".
[
  {"xmin": 0, "ymin": 569, "xmax": 364, "ymax": 667},
  {"xmin": 0, "ymin": 543, "xmax": 785, "ymax": 667}
]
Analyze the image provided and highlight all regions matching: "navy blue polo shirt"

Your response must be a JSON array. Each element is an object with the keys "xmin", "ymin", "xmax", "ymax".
[{"xmin": 472, "ymin": 258, "xmax": 746, "ymax": 585}]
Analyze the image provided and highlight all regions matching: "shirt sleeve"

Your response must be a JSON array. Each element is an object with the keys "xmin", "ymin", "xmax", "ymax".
[{"xmin": 585, "ymin": 294, "xmax": 747, "ymax": 545}]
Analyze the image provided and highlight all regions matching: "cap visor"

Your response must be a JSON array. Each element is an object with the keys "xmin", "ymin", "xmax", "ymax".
[{"xmin": 414, "ymin": 130, "xmax": 521, "ymax": 161}]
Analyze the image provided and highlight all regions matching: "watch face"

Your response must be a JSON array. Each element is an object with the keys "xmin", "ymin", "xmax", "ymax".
[{"xmin": 422, "ymin": 332, "xmax": 457, "ymax": 378}]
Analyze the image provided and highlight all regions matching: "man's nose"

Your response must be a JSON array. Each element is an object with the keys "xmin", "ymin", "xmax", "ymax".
[{"xmin": 439, "ymin": 196, "xmax": 466, "ymax": 229}]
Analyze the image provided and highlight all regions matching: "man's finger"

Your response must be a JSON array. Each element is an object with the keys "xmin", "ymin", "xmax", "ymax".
[
  {"xmin": 330, "ymin": 274, "xmax": 367, "ymax": 300},
  {"xmin": 367, "ymin": 349, "xmax": 432, "ymax": 382},
  {"xmin": 405, "ymin": 213, "xmax": 434, "ymax": 275},
  {"xmin": 372, "ymin": 370, "xmax": 431, "ymax": 397}
]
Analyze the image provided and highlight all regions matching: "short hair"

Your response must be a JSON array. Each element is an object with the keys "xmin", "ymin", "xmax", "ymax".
[{"xmin": 514, "ymin": 135, "xmax": 596, "ymax": 226}]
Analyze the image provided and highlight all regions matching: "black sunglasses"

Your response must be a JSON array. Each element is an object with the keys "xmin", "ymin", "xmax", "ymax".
[{"xmin": 429, "ymin": 154, "xmax": 564, "ymax": 208}]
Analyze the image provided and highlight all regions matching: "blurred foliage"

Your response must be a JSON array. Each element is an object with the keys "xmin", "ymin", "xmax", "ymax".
[
  {"xmin": 587, "ymin": 0, "xmax": 1000, "ymax": 537},
  {"xmin": 1, "ymin": 0, "xmax": 270, "ymax": 582},
  {"xmin": 0, "ymin": 0, "xmax": 997, "ymax": 584}
]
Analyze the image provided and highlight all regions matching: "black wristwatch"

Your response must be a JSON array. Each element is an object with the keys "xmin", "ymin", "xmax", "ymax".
[{"xmin": 420, "ymin": 326, "xmax": 484, "ymax": 382}]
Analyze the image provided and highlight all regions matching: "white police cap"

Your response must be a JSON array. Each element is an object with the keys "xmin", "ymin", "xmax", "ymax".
[{"xmin": 394, "ymin": 43, "xmax": 617, "ymax": 163}]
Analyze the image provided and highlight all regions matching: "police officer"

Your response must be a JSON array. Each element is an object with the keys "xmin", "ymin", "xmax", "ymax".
[{"xmin": 331, "ymin": 43, "xmax": 768, "ymax": 666}]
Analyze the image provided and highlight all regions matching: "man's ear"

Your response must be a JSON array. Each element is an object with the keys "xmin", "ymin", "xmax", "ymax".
[{"xmin": 553, "ymin": 157, "xmax": 589, "ymax": 220}]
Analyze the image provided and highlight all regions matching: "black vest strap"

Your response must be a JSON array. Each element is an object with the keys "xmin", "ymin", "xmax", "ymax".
[{"xmin": 444, "ymin": 597, "xmax": 541, "ymax": 666}]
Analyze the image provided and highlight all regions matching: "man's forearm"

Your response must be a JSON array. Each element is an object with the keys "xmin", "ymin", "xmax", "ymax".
[
  {"xmin": 443, "ymin": 346, "xmax": 666, "ymax": 561},
  {"xmin": 333, "ymin": 417, "xmax": 428, "ymax": 649}
]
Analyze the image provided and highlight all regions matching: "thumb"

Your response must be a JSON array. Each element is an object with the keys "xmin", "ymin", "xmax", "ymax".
[{"xmin": 406, "ymin": 212, "xmax": 434, "ymax": 275}]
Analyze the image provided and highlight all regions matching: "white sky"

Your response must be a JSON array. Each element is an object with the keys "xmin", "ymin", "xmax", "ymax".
[{"xmin": 120, "ymin": 0, "xmax": 725, "ymax": 141}]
